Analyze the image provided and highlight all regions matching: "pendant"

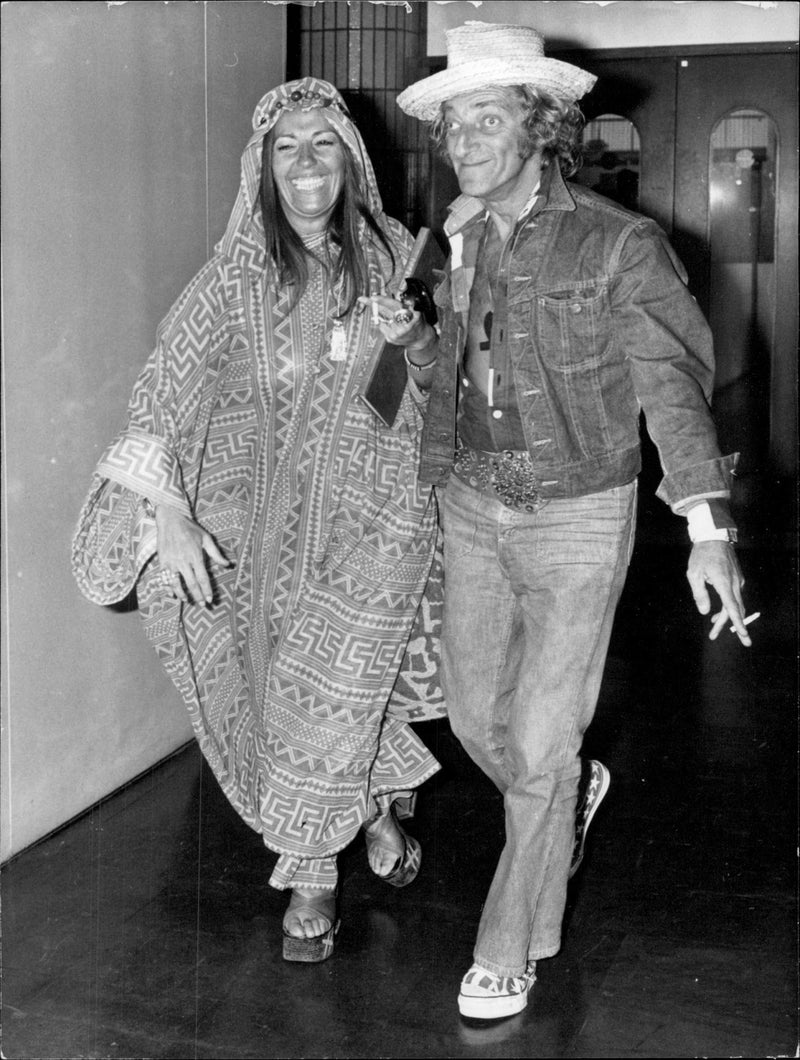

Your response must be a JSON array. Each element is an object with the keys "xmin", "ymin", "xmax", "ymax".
[{"xmin": 328, "ymin": 319, "xmax": 347, "ymax": 361}]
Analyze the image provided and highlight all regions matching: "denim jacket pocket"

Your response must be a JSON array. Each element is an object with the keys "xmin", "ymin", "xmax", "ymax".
[{"xmin": 535, "ymin": 283, "xmax": 611, "ymax": 370}]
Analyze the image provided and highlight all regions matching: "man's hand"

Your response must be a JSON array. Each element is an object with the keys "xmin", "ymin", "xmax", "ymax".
[{"xmin": 686, "ymin": 540, "xmax": 751, "ymax": 645}]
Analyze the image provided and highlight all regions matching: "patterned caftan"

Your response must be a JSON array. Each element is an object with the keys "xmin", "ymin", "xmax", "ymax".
[{"xmin": 72, "ymin": 79, "xmax": 444, "ymax": 890}]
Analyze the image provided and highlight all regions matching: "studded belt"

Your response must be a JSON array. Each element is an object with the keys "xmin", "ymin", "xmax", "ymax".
[{"xmin": 452, "ymin": 446, "xmax": 548, "ymax": 513}]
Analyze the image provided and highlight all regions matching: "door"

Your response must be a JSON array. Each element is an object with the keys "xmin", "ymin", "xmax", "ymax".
[{"xmin": 673, "ymin": 53, "xmax": 797, "ymax": 481}]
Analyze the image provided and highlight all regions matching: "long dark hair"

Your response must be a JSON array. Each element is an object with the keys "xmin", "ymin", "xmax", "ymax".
[{"xmin": 259, "ymin": 127, "xmax": 395, "ymax": 315}]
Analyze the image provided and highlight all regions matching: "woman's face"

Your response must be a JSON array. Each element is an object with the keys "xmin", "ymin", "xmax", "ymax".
[{"xmin": 271, "ymin": 108, "xmax": 346, "ymax": 236}]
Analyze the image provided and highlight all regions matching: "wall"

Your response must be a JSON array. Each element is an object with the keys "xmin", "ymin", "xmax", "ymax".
[
  {"xmin": 1, "ymin": 1, "xmax": 286, "ymax": 862},
  {"xmin": 427, "ymin": 0, "xmax": 799, "ymax": 52}
]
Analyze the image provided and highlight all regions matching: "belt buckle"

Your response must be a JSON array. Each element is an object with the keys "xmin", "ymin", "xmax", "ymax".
[
  {"xmin": 489, "ymin": 450, "xmax": 541, "ymax": 512},
  {"xmin": 454, "ymin": 446, "xmax": 492, "ymax": 491}
]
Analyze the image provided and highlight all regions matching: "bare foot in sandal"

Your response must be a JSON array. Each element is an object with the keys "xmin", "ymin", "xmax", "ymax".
[
  {"xmin": 283, "ymin": 888, "xmax": 337, "ymax": 938},
  {"xmin": 282, "ymin": 889, "xmax": 338, "ymax": 962},
  {"xmin": 364, "ymin": 810, "xmax": 404, "ymax": 877},
  {"xmin": 364, "ymin": 808, "xmax": 421, "ymax": 886}
]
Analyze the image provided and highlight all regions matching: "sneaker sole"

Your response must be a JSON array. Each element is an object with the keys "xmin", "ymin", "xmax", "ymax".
[
  {"xmin": 458, "ymin": 988, "xmax": 530, "ymax": 1020},
  {"xmin": 569, "ymin": 760, "xmax": 611, "ymax": 879}
]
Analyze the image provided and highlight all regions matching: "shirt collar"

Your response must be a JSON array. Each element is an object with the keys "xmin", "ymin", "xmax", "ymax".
[
  {"xmin": 518, "ymin": 181, "xmax": 541, "ymax": 221},
  {"xmin": 445, "ymin": 160, "xmax": 576, "ymax": 238}
]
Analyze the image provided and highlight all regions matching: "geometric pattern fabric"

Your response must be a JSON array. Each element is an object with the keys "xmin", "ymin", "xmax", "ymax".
[{"xmin": 73, "ymin": 84, "xmax": 445, "ymax": 889}]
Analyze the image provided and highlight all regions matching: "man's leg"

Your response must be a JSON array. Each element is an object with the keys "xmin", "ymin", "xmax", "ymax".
[
  {"xmin": 441, "ymin": 475, "xmax": 521, "ymax": 793},
  {"xmin": 443, "ymin": 477, "xmax": 636, "ymax": 980}
]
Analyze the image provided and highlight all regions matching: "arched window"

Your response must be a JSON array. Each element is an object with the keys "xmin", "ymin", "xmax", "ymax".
[{"xmin": 575, "ymin": 114, "xmax": 640, "ymax": 211}]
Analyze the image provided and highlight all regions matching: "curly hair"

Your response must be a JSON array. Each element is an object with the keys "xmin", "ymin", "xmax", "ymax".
[{"xmin": 429, "ymin": 85, "xmax": 585, "ymax": 177}]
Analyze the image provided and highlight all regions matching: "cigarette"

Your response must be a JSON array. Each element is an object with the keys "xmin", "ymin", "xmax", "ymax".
[
  {"xmin": 730, "ymin": 612, "xmax": 760, "ymax": 633},
  {"xmin": 371, "ymin": 298, "xmax": 380, "ymax": 326}
]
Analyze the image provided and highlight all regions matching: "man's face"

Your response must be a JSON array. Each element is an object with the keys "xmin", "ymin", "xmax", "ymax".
[
  {"xmin": 442, "ymin": 88, "xmax": 541, "ymax": 206},
  {"xmin": 271, "ymin": 108, "xmax": 346, "ymax": 236}
]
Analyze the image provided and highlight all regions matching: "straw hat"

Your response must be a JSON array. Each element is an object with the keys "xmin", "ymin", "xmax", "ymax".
[{"xmin": 397, "ymin": 21, "xmax": 596, "ymax": 121}]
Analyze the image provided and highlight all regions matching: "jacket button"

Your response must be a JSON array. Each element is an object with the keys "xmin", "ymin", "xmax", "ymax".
[{"xmin": 492, "ymin": 409, "xmax": 503, "ymax": 420}]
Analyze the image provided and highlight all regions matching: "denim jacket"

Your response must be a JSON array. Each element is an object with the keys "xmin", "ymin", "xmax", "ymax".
[{"xmin": 420, "ymin": 163, "xmax": 737, "ymax": 513}]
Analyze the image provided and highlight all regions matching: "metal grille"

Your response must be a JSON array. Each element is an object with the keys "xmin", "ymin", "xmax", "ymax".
[{"xmin": 287, "ymin": 1, "xmax": 429, "ymax": 232}]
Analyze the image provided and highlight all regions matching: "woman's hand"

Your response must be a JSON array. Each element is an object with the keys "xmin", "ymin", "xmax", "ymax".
[
  {"xmin": 155, "ymin": 505, "xmax": 231, "ymax": 606},
  {"xmin": 358, "ymin": 294, "xmax": 435, "ymax": 351}
]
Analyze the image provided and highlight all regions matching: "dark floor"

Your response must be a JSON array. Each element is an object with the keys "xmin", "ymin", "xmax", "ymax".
[{"xmin": 2, "ymin": 530, "xmax": 797, "ymax": 1059}]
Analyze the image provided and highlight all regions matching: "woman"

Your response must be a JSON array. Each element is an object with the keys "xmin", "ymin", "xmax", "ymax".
[{"xmin": 72, "ymin": 77, "xmax": 443, "ymax": 963}]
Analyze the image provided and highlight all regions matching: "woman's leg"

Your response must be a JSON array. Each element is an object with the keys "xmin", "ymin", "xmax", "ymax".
[
  {"xmin": 281, "ymin": 855, "xmax": 339, "ymax": 961},
  {"xmin": 363, "ymin": 790, "xmax": 421, "ymax": 883}
]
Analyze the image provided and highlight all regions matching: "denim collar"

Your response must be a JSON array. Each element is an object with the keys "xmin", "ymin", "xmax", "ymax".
[{"xmin": 443, "ymin": 162, "xmax": 576, "ymax": 321}]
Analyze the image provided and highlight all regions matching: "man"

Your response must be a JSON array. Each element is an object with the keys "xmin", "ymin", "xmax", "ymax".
[{"xmin": 393, "ymin": 22, "xmax": 750, "ymax": 1020}]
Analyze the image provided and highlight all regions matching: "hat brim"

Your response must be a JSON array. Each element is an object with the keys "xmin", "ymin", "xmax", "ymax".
[{"xmin": 397, "ymin": 59, "xmax": 597, "ymax": 121}]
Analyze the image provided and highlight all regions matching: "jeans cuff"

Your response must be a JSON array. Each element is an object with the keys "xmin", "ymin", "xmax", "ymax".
[
  {"xmin": 473, "ymin": 940, "xmax": 561, "ymax": 978},
  {"xmin": 526, "ymin": 942, "xmax": 561, "ymax": 962},
  {"xmin": 472, "ymin": 953, "xmax": 527, "ymax": 979}
]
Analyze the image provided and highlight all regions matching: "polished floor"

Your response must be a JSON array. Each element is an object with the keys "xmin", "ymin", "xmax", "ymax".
[{"xmin": 2, "ymin": 525, "xmax": 797, "ymax": 1059}]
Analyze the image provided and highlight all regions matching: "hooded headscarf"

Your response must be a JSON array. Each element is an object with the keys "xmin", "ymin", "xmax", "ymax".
[{"xmin": 218, "ymin": 77, "xmax": 385, "ymax": 273}]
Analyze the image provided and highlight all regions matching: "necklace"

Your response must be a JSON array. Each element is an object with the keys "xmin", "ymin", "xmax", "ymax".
[
  {"xmin": 302, "ymin": 230, "xmax": 347, "ymax": 361},
  {"xmin": 328, "ymin": 295, "xmax": 347, "ymax": 361},
  {"xmin": 325, "ymin": 258, "xmax": 347, "ymax": 362}
]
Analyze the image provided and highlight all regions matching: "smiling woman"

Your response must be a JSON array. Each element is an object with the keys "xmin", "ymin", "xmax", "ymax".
[
  {"xmin": 270, "ymin": 110, "xmax": 345, "ymax": 235},
  {"xmin": 72, "ymin": 77, "xmax": 445, "ymax": 966}
]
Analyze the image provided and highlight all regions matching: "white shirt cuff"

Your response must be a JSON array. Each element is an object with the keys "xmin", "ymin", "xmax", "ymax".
[{"xmin": 687, "ymin": 502, "xmax": 734, "ymax": 543}]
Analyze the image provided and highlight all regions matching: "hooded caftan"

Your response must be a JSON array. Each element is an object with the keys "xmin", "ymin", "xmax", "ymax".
[{"xmin": 72, "ymin": 79, "xmax": 443, "ymax": 889}]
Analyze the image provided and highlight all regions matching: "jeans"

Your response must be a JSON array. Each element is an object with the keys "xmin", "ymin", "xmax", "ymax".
[{"xmin": 441, "ymin": 474, "xmax": 637, "ymax": 977}]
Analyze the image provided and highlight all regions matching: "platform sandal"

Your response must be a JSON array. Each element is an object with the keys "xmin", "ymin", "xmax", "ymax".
[
  {"xmin": 282, "ymin": 888, "xmax": 339, "ymax": 963},
  {"xmin": 363, "ymin": 802, "xmax": 421, "ymax": 888}
]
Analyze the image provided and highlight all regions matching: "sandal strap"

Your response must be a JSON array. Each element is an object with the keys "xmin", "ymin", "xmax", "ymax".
[
  {"xmin": 364, "ymin": 811, "xmax": 405, "ymax": 863},
  {"xmin": 363, "ymin": 811, "xmax": 421, "ymax": 887},
  {"xmin": 283, "ymin": 889, "xmax": 337, "ymax": 933}
]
